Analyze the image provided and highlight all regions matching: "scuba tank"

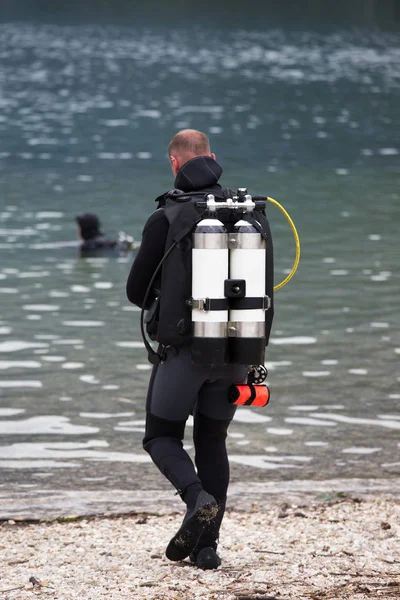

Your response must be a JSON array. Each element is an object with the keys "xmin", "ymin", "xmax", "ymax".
[
  {"xmin": 188, "ymin": 191, "xmax": 271, "ymax": 366},
  {"xmin": 228, "ymin": 204, "xmax": 268, "ymax": 365},
  {"xmin": 190, "ymin": 217, "xmax": 229, "ymax": 366}
]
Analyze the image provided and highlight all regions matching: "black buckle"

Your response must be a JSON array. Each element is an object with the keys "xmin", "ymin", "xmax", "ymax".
[
  {"xmin": 224, "ymin": 279, "xmax": 246, "ymax": 298},
  {"xmin": 188, "ymin": 297, "xmax": 228, "ymax": 312}
]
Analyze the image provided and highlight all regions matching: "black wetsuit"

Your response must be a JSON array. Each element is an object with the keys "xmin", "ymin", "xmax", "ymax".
[
  {"xmin": 126, "ymin": 156, "xmax": 271, "ymax": 551},
  {"xmin": 79, "ymin": 235, "xmax": 134, "ymax": 256},
  {"xmin": 80, "ymin": 234, "xmax": 118, "ymax": 252}
]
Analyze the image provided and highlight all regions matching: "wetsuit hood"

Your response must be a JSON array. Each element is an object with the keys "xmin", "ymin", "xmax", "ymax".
[
  {"xmin": 174, "ymin": 156, "xmax": 223, "ymax": 192},
  {"xmin": 76, "ymin": 213, "xmax": 103, "ymax": 241}
]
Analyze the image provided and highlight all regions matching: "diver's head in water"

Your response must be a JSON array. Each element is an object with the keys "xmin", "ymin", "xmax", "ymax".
[{"xmin": 76, "ymin": 213, "xmax": 103, "ymax": 241}]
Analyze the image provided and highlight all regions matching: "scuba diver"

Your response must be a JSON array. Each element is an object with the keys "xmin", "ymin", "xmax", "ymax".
[
  {"xmin": 126, "ymin": 129, "xmax": 274, "ymax": 570},
  {"xmin": 76, "ymin": 213, "xmax": 134, "ymax": 255}
]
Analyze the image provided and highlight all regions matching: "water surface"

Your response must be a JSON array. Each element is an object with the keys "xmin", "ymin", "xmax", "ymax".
[{"xmin": 0, "ymin": 22, "xmax": 399, "ymax": 495}]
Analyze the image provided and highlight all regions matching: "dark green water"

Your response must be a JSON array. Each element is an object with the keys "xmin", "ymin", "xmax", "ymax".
[{"xmin": 0, "ymin": 21, "xmax": 399, "ymax": 495}]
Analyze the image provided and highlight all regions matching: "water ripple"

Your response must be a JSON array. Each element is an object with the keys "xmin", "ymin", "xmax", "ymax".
[{"xmin": 0, "ymin": 416, "xmax": 99, "ymax": 435}]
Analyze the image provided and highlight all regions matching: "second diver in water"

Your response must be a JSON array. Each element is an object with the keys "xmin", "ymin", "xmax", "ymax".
[{"xmin": 76, "ymin": 213, "xmax": 134, "ymax": 255}]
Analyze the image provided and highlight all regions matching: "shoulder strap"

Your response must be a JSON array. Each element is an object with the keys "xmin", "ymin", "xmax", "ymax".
[
  {"xmin": 140, "ymin": 193, "xmax": 205, "ymax": 363},
  {"xmin": 164, "ymin": 192, "xmax": 207, "ymax": 244}
]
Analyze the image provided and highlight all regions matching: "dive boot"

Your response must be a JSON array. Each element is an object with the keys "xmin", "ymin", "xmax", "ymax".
[
  {"xmin": 190, "ymin": 545, "xmax": 221, "ymax": 570},
  {"xmin": 165, "ymin": 491, "xmax": 218, "ymax": 562}
]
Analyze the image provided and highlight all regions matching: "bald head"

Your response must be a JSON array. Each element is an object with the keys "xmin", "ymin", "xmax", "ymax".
[{"xmin": 168, "ymin": 129, "xmax": 215, "ymax": 176}]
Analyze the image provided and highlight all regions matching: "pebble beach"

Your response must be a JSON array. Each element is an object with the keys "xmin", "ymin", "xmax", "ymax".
[{"xmin": 1, "ymin": 492, "xmax": 399, "ymax": 600}]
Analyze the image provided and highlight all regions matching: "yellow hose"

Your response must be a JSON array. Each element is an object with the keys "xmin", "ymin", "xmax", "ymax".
[{"xmin": 267, "ymin": 197, "xmax": 300, "ymax": 291}]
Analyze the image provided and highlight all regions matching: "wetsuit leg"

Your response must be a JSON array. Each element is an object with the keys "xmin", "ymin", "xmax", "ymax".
[
  {"xmin": 193, "ymin": 412, "xmax": 230, "ymax": 549},
  {"xmin": 192, "ymin": 364, "xmax": 248, "ymax": 549},
  {"xmin": 143, "ymin": 346, "xmax": 209, "ymax": 496}
]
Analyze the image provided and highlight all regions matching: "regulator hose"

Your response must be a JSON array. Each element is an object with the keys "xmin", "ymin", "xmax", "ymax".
[{"xmin": 266, "ymin": 197, "xmax": 300, "ymax": 291}]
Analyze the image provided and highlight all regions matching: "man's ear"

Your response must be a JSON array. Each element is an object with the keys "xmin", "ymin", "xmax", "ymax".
[
  {"xmin": 211, "ymin": 152, "xmax": 216, "ymax": 160},
  {"xmin": 170, "ymin": 155, "xmax": 179, "ymax": 175}
]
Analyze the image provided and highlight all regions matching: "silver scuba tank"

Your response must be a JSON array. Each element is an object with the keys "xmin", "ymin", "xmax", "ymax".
[
  {"xmin": 227, "ymin": 215, "xmax": 268, "ymax": 364},
  {"xmin": 190, "ymin": 215, "xmax": 229, "ymax": 366}
]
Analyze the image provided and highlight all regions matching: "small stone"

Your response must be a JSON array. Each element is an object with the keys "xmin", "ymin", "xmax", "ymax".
[{"xmin": 136, "ymin": 516, "xmax": 148, "ymax": 524}]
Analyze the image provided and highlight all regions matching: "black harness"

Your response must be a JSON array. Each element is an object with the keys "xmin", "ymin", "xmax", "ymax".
[{"xmin": 141, "ymin": 190, "xmax": 273, "ymax": 365}]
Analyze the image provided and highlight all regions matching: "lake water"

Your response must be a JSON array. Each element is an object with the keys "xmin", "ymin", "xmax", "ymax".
[{"xmin": 0, "ymin": 21, "xmax": 399, "ymax": 499}]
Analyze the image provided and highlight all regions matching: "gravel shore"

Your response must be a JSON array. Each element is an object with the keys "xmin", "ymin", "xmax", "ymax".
[{"xmin": 1, "ymin": 494, "xmax": 399, "ymax": 600}]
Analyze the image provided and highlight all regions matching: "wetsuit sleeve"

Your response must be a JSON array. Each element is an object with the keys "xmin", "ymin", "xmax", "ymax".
[{"xmin": 126, "ymin": 209, "xmax": 169, "ymax": 308}]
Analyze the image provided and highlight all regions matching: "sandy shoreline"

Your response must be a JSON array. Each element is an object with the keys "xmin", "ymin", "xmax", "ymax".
[
  {"xmin": 1, "ymin": 486, "xmax": 399, "ymax": 600},
  {"xmin": 1, "ymin": 477, "xmax": 400, "ymax": 522}
]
